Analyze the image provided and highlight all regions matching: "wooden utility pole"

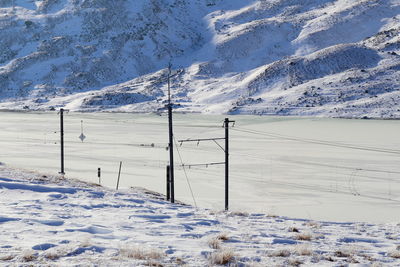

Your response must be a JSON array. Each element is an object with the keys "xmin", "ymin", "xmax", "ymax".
[
  {"xmin": 224, "ymin": 118, "xmax": 235, "ymax": 211},
  {"xmin": 166, "ymin": 165, "xmax": 171, "ymax": 200},
  {"xmin": 178, "ymin": 118, "xmax": 235, "ymax": 210},
  {"xmin": 59, "ymin": 108, "xmax": 65, "ymax": 175},
  {"xmin": 167, "ymin": 64, "xmax": 175, "ymax": 203}
]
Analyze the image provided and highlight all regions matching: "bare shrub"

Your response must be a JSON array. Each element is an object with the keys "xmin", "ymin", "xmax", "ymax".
[
  {"xmin": 209, "ymin": 249, "xmax": 235, "ymax": 265},
  {"xmin": 294, "ymin": 244, "xmax": 313, "ymax": 256},
  {"xmin": 295, "ymin": 232, "xmax": 312, "ymax": 241},
  {"xmin": 269, "ymin": 249, "xmax": 291, "ymax": 257}
]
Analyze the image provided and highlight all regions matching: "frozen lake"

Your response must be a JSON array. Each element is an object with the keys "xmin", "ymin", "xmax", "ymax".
[{"xmin": 0, "ymin": 111, "xmax": 399, "ymax": 223}]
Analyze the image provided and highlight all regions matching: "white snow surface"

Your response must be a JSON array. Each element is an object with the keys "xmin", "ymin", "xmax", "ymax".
[
  {"xmin": 0, "ymin": 0, "xmax": 400, "ymax": 118},
  {"xmin": 1, "ymin": 165, "xmax": 400, "ymax": 266}
]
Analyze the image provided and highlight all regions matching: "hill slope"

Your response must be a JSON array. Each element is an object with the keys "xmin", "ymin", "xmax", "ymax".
[{"xmin": 0, "ymin": 0, "xmax": 399, "ymax": 118}]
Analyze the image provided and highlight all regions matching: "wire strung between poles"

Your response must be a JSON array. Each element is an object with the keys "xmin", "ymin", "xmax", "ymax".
[
  {"xmin": 173, "ymin": 137, "xmax": 198, "ymax": 208},
  {"xmin": 231, "ymin": 127, "xmax": 400, "ymax": 155}
]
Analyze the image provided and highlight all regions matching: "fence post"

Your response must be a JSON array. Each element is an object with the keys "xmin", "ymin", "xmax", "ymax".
[
  {"xmin": 116, "ymin": 161, "xmax": 122, "ymax": 190},
  {"xmin": 98, "ymin": 167, "xmax": 101, "ymax": 185}
]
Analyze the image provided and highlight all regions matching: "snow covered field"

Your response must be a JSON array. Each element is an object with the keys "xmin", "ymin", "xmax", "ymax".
[
  {"xmin": 1, "ymin": 166, "xmax": 400, "ymax": 266},
  {"xmin": 0, "ymin": 111, "xmax": 399, "ymax": 223}
]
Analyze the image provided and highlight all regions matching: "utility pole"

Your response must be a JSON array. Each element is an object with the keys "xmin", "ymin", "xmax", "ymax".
[
  {"xmin": 167, "ymin": 63, "xmax": 175, "ymax": 203},
  {"xmin": 178, "ymin": 118, "xmax": 235, "ymax": 210},
  {"xmin": 166, "ymin": 165, "xmax": 171, "ymax": 201},
  {"xmin": 59, "ymin": 108, "xmax": 65, "ymax": 175},
  {"xmin": 224, "ymin": 118, "xmax": 235, "ymax": 211}
]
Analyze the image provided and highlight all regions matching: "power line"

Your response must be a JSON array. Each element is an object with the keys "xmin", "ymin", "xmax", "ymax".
[
  {"xmin": 173, "ymin": 137, "xmax": 197, "ymax": 208},
  {"xmin": 231, "ymin": 127, "xmax": 400, "ymax": 155}
]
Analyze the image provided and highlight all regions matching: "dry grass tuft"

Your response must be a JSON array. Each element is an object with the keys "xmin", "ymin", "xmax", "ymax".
[
  {"xmin": 44, "ymin": 252, "xmax": 61, "ymax": 260},
  {"xmin": 216, "ymin": 233, "xmax": 229, "ymax": 241},
  {"xmin": 304, "ymin": 221, "xmax": 320, "ymax": 228},
  {"xmin": 208, "ymin": 233, "xmax": 230, "ymax": 249},
  {"xmin": 146, "ymin": 260, "xmax": 164, "ymax": 267},
  {"xmin": 288, "ymin": 258, "xmax": 303, "ymax": 266},
  {"xmin": 294, "ymin": 244, "xmax": 313, "ymax": 256},
  {"xmin": 0, "ymin": 255, "xmax": 15, "ymax": 261},
  {"xmin": 21, "ymin": 250, "xmax": 37, "ymax": 262},
  {"xmin": 288, "ymin": 226, "xmax": 300, "ymax": 232},
  {"xmin": 208, "ymin": 237, "xmax": 222, "ymax": 249},
  {"xmin": 209, "ymin": 249, "xmax": 235, "ymax": 265},
  {"xmin": 388, "ymin": 250, "xmax": 400, "ymax": 259},
  {"xmin": 80, "ymin": 237, "xmax": 92, "ymax": 248},
  {"xmin": 295, "ymin": 232, "xmax": 312, "ymax": 241},
  {"xmin": 334, "ymin": 249, "xmax": 352, "ymax": 258},
  {"xmin": 229, "ymin": 211, "xmax": 249, "ymax": 217},
  {"xmin": 269, "ymin": 249, "xmax": 291, "ymax": 257},
  {"xmin": 120, "ymin": 246, "xmax": 164, "ymax": 261}
]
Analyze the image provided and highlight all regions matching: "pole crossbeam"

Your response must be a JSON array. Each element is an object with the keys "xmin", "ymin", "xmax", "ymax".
[
  {"xmin": 181, "ymin": 162, "xmax": 225, "ymax": 168},
  {"xmin": 178, "ymin": 137, "xmax": 225, "ymax": 143}
]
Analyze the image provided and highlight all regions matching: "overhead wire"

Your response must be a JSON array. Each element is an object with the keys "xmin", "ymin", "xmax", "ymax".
[
  {"xmin": 231, "ymin": 127, "xmax": 400, "ymax": 155},
  {"xmin": 173, "ymin": 136, "xmax": 197, "ymax": 208}
]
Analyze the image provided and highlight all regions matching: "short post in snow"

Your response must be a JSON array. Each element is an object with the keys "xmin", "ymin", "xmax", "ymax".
[
  {"xmin": 59, "ymin": 108, "xmax": 65, "ymax": 175},
  {"xmin": 116, "ymin": 161, "xmax": 122, "ymax": 190},
  {"xmin": 98, "ymin": 167, "xmax": 101, "ymax": 185}
]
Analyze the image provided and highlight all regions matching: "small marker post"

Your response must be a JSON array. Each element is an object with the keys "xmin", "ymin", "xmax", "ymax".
[
  {"xmin": 116, "ymin": 162, "xmax": 122, "ymax": 190},
  {"xmin": 98, "ymin": 168, "xmax": 101, "ymax": 185}
]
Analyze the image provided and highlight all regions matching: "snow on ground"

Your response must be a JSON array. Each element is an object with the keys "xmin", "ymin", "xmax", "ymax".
[{"xmin": 1, "ymin": 165, "xmax": 400, "ymax": 266}]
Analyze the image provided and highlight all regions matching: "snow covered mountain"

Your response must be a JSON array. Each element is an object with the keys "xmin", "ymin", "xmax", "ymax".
[{"xmin": 0, "ymin": 0, "xmax": 399, "ymax": 118}]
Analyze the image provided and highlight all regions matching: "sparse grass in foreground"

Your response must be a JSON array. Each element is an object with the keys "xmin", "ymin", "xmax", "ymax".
[
  {"xmin": 208, "ymin": 237, "xmax": 222, "ymax": 249},
  {"xmin": 334, "ymin": 249, "xmax": 353, "ymax": 258},
  {"xmin": 304, "ymin": 221, "xmax": 320, "ymax": 228},
  {"xmin": 269, "ymin": 249, "xmax": 291, "ymax": 257},
  {"xmin": 288, "ymin": 226, "xmax": 299, "ymax": 232},
  {"xmin": 209, "ymin": 249, "xmax": 235, "ymax": 265},
  {"xmin": 288, "ymin": 257, "xmax": 303, "ymax": 266},
  {"xmin": 229, "ymin": 211, "xmax": 249, "ymax": 217},
  {"xmin": 389, "ymin": 250, "xmax": 400, "ymax": 259},
  {"xmin": 0, "ymin": 254, "xmax": 15, "ymax": 261},
  {"xmin": 295, "ymin": 232, "xmax": 312, "ymax": 241},
  {"xmin": 120, "ymin": 246, "xmax": 164, "ymax": 261},
  {"xmin": 294, "ymin": 244, "xmax": 313, "ymax": 256},
  {"xmin": 216, "ymin": 233, "xmax": 229, "ymax": 241},
  {"xmin": 21, "ymin": 250, "xmax": 37, "ymax": 262}
]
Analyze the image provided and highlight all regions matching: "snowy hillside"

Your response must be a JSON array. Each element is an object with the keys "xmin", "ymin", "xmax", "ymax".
[
  {"xmin": 0, "ymin": 0, "xmax": 399, "ymax": 118},
  {"xmin": 1, "ymin": 165, "xmax": 400, "ymax": 266}
]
